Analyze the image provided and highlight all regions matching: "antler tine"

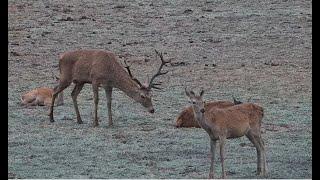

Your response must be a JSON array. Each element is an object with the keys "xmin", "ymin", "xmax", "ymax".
[
  {"xmin": 154, "ymin": 49, "xmax": 171, "ymax": 64},
  {"xmin": 123, "ymin": 59, "xmax": 133, "ymax": 78},
  {"xmin": 123, "ymin": 59, "xmax": 143, "ymax": 87},
  {"xmin": 148, "ymin": 50, "xmax": 171, "ymax": 89}
]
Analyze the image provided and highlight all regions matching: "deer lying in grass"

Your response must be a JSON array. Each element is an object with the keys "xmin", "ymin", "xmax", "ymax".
[
  {"xmin": 21, "ymin": 87, "xmax": 64, "ymax": 107},
  {"xmin": 49, "ymin": 49, "xmax": 170, "ymax": 127},
  {"xmin": 185, "ymin": 88, "xmax": 266, "ymax": 179},
  {"xmin": 176, "ymin": 98, "xmax": 242, "ymax": 128},
  {"xmin": 21, "ymin": 77, "xmax": 64, "ymax": 107}
]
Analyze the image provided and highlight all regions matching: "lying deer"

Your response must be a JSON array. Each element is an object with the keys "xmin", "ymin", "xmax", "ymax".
[
  {"xmin": 49, "ymin": 49, "xmax": 170, "ymax": 126},
  {"xmin": 21, "ymin": 76, "xmax": 64, "ymax": 107},
  {"xmin": 176, "ymin": 98, "xmax": 242, "ymax": 128},
  {"xmin": 21, "ymin": 87, "xmax": 64, "ymax": 107},
  {"xmin": 185, "ymin": 88, "xmax": 266, "ymax": 178}
]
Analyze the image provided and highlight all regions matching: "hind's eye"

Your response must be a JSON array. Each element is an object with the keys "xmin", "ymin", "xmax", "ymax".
[
  {"xmin": 192, "ymin": 102, "xmax": 196, "ymax": 104},
  {"xmin": 141, "ymin": 95, "xmax": 146, "ymax": 99}
]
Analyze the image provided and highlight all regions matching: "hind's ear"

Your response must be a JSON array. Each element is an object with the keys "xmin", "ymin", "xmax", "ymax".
[
  {"xmin": 185, "ymin": 87, "xmax": 191, "ymax": 97},
  {"xmin": 189, "ymin": 90, "xmax": 195, "ymax": 96},
  {"xmin": 199, "ymin": 89, "xmax": 204, "ymax": 97}
]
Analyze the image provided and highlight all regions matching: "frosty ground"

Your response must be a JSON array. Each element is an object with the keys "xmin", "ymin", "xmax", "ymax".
[{"xmin": 8, "ymin": 0, "xmax": 311, "ymax": 178}]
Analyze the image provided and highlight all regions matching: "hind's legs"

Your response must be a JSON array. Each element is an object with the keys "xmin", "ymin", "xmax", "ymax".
[{"xmin": 246, "ymin": 130, "xmax": 265, "ymax": 176}]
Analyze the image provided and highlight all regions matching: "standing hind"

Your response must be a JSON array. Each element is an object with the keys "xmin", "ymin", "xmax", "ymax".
[{"xmin": 185, "ymin": 88, "xmax": 266, "ymax": 178}]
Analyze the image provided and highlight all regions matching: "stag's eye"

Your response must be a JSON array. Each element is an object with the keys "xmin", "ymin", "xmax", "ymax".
[
  {"xmin": 192, "ymin": 102, "xmax": 196, "ymax": 104},
  {"xmin": 140, "ymin": 95, "xmax": 146, "ymax": 99}
]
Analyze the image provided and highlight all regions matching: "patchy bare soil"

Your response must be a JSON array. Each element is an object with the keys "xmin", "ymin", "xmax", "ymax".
[{"xmin": 8, "ymin": 0, "xmax": 311, "ymax": 178}]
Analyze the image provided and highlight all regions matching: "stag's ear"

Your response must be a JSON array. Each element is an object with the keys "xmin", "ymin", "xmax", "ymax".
[{"xmin": 200, "ymin": 89, "xmax": 204, "ymax": 97}]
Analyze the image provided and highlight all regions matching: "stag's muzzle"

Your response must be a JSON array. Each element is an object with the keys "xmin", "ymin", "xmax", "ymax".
[{"xmin": 148, "ymin": 107, "xmax": 155, "ymax": 113}]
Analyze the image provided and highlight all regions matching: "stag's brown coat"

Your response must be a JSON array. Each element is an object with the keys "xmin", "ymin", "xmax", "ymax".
[{"xmin": 49, "ymin": 49, "xmax": 169, "ymax": 127}]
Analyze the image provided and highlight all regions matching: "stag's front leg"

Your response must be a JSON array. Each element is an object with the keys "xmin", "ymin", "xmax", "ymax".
[
  {"xmin": 92, "ymin": 83, "xmax": 99, "ymax": 127},
  {"xmin": 209, "ymin": 139, "xmax": 217, "ymax": 179},
  {"xmin": 105, "ymin": 86, "xmax": 113, "ymax": 126}
]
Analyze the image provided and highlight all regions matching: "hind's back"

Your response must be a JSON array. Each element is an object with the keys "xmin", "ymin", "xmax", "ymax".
[{"xmin": 175, "ymin": 101, "xmax": 235, "ymax": 128}]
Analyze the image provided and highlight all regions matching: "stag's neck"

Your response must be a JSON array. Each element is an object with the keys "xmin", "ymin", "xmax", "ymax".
[{"xmin": 114, "ymin": 73, "xmax": 141, "ymax": 102}]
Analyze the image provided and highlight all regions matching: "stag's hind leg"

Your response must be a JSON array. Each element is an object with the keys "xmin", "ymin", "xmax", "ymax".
[
  {"xmin": 105, "ymin": 86, "xmax": 113, "ymax": 126},
  {"xmin": 49, "ymin": 81, "xmax": 71, "ymax": 122},
  {"xmin": 92, "ymin": 82, "xmax": 99, "ymax": 127},
  {"xmin": 71, "ymin": 83, "xmax": 84, "ymax": 124}
]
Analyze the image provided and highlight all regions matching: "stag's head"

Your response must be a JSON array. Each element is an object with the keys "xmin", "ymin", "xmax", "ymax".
[
  {"xmin": 124, "ymin": 50, "xmax": 171, "ymax": 114},
  {"xmin": 185, "ymin": 88, "xmax": 205, "ymax": 114}
]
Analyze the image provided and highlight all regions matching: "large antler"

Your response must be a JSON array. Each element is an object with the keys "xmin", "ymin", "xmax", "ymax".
[
  {"xmin": 123, "ymin": 59, "xmax": 143, "ymax": 87},
  {"xmin": 148, "ymin": 50, "xmax": 171, "ymax": 89}
]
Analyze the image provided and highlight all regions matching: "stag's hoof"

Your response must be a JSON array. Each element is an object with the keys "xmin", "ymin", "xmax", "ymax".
[
  {"xmin": 256, "ymin": 169, "xmax": 264, "ymax": 176},
  {"xmin": 220, "ymin": 172, "xmax": 227, "ymax": 179},
  {"xmin": 77, "ymin": 119, "xmax": 83, "ymax": 124},
  {"xmin": 257, "ymin": 171, "xmax": 266, "ymax": 177},
  {"xmin": 48, "ymin": 114, "xmax": 54, "ymax": 122},
  {"xmin": 209, "ymin": 173, "xmax": 214, "ymax": 179}
]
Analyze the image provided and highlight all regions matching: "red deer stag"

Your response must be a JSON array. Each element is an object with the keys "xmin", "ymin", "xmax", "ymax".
[
  {"xmin": 185, "ymin": 88, "xmax": 266, "ymax": 179},
  {"xmin": 49, "ymin": 49, "xmax": 170, "ymax": 127}
]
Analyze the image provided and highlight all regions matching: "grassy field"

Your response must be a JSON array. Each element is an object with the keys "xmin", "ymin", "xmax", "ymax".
[{"xmin": 8, "ymin": 0, "xmax": 311, "ymax": 178}]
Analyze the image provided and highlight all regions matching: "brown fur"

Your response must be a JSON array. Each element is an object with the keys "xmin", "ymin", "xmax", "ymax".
[
  {"xmin": 205, "ymin": 103, "xmax": 264, "ymax": 139},
  {"xmin": 49, "ymin": 49, "xmax": 168, "ymax": 127},
  {"xmin": 185, "ymin": 89, "xmax": 266, "ymax": 178},
  {"xmin": 175, "ymin": 101, "xmax": 235, "ymax": 128},
  {"xmin": 21, "ymin": 87, "xmax": 64, "ymax": 106}
]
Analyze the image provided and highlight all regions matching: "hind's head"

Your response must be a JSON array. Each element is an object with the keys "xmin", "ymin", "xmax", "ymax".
[{"xmin": 185, "ymin": 88, "xmax": 205, "ymax": 114}]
